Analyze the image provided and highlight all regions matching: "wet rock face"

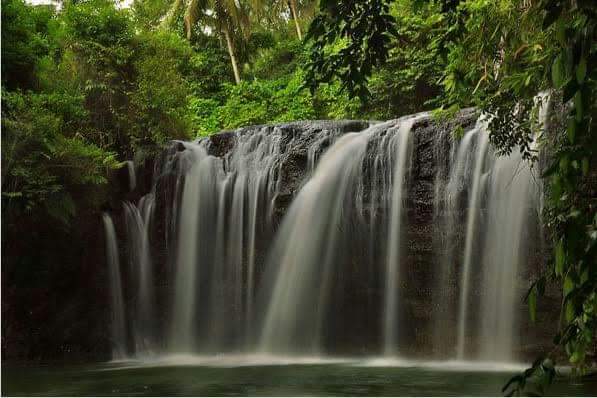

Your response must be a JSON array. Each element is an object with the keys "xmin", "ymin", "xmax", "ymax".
[
  {"xmin": 202, "ymin": 120, "xmax": 371, "ymax": 220},
  {"xmin": 2, "ymin": 112, "xmax": 558, "ymax": 361},
  {"xmin": 137, "ymin": 110, "xmax": 552, "ymax": 359}
]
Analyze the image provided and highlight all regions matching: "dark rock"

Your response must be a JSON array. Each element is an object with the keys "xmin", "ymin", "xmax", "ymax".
[{"xmin": 2, "ymin": 109, "xmax": 573, "ymax": 362}]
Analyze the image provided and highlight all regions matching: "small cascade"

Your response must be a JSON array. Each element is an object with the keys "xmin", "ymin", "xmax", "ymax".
[
  {"xmin": 383, "ymin": 117, "xmax": 416, "ymax": 356},
  {"xmin": 126, "ymin": 160, "xmax": 137, "ymax": 191},
  {"xmin": 169, "ymin": 144, "xmax": 216, "ymax": 352},
  {"xmin": 102, "ymin": 213, "xmax": 127, "ymax": 360},
  {"xmin": 123, "ymin": 194, "xmax": 156, "ymax": 355},
  {"xmin": 167, "ymin": 123, "xmax": 355, "ymax": 353},
  {"xmin": 258, "ymin": 129, "xmax": 376, "ymax": 354},
  {"xmin": 477, "ymin": 150, "xmax": 540, "ymax": 361},
  {"xmin": 442, "ymin": 122, "xmax": 542, "ymax": 362},
  {"xmin": 259, "ymin": 117, "xmax": 420, "ymax": 355},
  {"xmin": 456, "ymin": 125, "xmax": 490, "ymax": 359}
]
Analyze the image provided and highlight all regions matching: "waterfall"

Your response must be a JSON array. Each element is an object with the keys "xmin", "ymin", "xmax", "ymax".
[
  {"xmin": 258, "ymin": 117, "xmax": 420, "ymax": 355},
  {"xmin": 102, "ymin": 114, "xmax": 546, "ymax": 363},
  {"xmin": 475, "ymin": 94, "xmax": 548, "ymax": 360},
  {"xmin": 258, "ymin": 129, "xmax": 375, "ymax": 353},
  {"xmin": 383, "ymin": 118, "xmax": 415, "ymax": 356},
  {"xmin": 456, "ymin": 125, "xmax": 489, "ymax": 359},
  {"xmin": 431, "ymin": 127, "xmax": 470, "ymax": 357},
  {"xmin": 169, "ymin": 144, "xmax": 216, "ymax": 352},
  {"xmin": 477, "ymin": 151, "xmax": 539, "ymax": 361},
  {"xmin": 123, "ymin": 195, "xmax": 156, "ymax": 355},
  {"xmin": 167, "ymin": 123, "xmax": 355, "ymax": 353},
  {"xmin": 126, "ymin": 160, "xmax": 136, "ymax": 191},
  {"xmin": 102, "ymin": 213, "xmax": 127, "ymax": 360},
  {"xmin": 449, "ymin": 122, "xmax": 542, "ymax": 362}
]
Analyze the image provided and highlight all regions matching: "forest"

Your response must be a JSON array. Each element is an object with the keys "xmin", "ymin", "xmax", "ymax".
[{"xmin": 1, "ymin": 0, "xmax": 596, "ymax": 396}]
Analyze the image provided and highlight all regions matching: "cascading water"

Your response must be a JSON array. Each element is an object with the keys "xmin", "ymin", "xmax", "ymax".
[
  {"xmin": 431, "ymin": 126, "xmax": 472, "ymax": 358},
  {"xmin": 123, "ymin": 195, "xmax": 156, "ymax": 355},
  {"xmin": 102, "ymin": 213, "xmax": 127, "ymax": 360},
  {"xmin": 169, "ymin": 144, "xmax": 218, "ymax": 352},
  {"xmin": 167, "ymin": 123, "xmax": 358, "ymax": 353},
  {"xmin": 383, "ymin": 117, "xmax": 416, "ymax": 356},
  {"xmin": 258, "ymin": 127, "xmax": 380, "ymax": 354},
  {"xmin": 258, "ymin": 117, "xmax": 422, "ymax": 355},
  {"xmin": 103, "ymin": 112, "xmax": 546, "ymax": 364},
  {"xmin": 456, "ymin": 125, "xmax": 490, "ymax": 359},
  {"xmin": 125, "ymin": 160, "xmax": 136, "ymax": 191},
  {"xmin": 444, "ymin": 121, "xmax": 542, "ymax": 362},
  {"xmin": 477, "ymin": 150, "xmax": 540, "ymax": 361}
]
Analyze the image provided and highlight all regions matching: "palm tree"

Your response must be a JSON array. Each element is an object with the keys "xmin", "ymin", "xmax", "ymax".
[
  {"xmin": 164, "ymin": 0, "xmax": 313, "ymax": 82},
  {"xmin": 187, "ymin": 0, "xmax": 250, "ymax": 84},
  {"xmin": 287, "ymin": 0, "xmax": 302, "ymax": 40},
  {"xmin": 160, "ymin": 0, "xmax": 185, "ymax": 28},
  {"xmin": 163, "ymin": 0, "xmax": 248, "ymax": 84},
  {"xmin": 250, "ymin": 0, "xmax": 311, "ymax": 40}
]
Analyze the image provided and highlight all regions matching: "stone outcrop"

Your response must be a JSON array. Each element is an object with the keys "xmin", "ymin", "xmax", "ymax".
[{"xmin": 2, "ymin": 111, "xmax": 561, "ymax": 361}]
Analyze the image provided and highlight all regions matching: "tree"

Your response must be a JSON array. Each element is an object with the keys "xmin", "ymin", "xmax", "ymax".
[
  {"xmin": 247, "ymin": 0, "xmax": 315, "ymax": 40},
  {"xmin": 1, "ymin": 0, "xmax": 120, "ymax": 223},
  {"xmin": 1, "ymin": 0, "xmax": 53, "ymax": 90},
  {"xmin": 288, "ymin": 0, "xmax": 302, "ymax": 39},
  {"xmin": 304, "ymin": 0, "xmax": 397, "ymax": 99},
  {"xmin": 182, "ymin": 0, "xmax": 251, "ymax": 84},
  {"xmin": 303, "ymin": 0, "xmax": 597, "ymax": 394}
]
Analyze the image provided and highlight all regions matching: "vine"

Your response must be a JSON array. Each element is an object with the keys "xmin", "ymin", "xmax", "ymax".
[
  {"xmin": 304, "ymin": 0, "xmax": 597, "ymax": 395},
  {"xmin": 504, "ymin": 0, "xmax": 596, "ymax": 394}
]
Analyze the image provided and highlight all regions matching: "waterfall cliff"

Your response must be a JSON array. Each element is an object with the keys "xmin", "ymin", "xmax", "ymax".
[{"xmin": 103, "ymin": 110, "xmax": 555, "ymax": 363}]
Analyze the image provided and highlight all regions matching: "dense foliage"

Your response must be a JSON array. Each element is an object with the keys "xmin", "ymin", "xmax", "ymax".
[
  {"xmin": 304, "ymin": 0, "xmax": 596, "ymax": 394},
  {"xmin": 2, "ymin": 0, "xmax": 453, "ymax": 223},
  {"xmin": 2, "ymin": 0, "xmax": 594, "ymax": 393},
  {"xmin": 505, "ymin": 1, "xmax": 596, "ymax": 394}
]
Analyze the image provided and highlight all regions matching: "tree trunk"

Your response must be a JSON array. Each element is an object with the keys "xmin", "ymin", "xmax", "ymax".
[
  {"xmin": 288, "ymin": 0, "xmax": 302, "ymax": 40},
  {"xmin": 162, "ymin": 0, "xmax": 184, "ymax": 30},
  {"xmin": 223, "ymin": 27, "xmax": 241, "ymax": 84}
]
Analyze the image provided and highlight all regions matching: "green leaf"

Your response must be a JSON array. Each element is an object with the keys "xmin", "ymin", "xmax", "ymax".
[
  {"xmin": 551, "ymin": 54, "xmax": 566, "ymax": 89},
  {"xmin": 559, "ymin": 154, "xmax": 570, "ymax": 172},
  {"xmin": 541, "ymin": 159, "xmax": 559, "ymax": 178},
  {"xmin": 2, "ymin": 191, "xmax": 23, "ymax": 198},
  {"xmin": 580, "ymin": 268, "xmax": 589, "ymax": 284},
  {"xmin": 555, "ymin": 18, "xmax": 568, "ymax": 44},
  {"xmin": 452, "ymin": 125, "xmax": 465, "ymax": 140},
  {"xmin": 570, "ymin": 350, "xmax": 585, "ymax": 364},
  {"xmin": 576, "ymin": 58, "xmax": 587, "ymax": 83},
  {"xmin": 567, "ymin": 118, "xmax": 577, "ymax": 143},
  {"xmin": 564, "ymin": 274, "xmax": 574, "ymax": 296},
  {"xmin": 502, "ymin": 375, "xmax": 523, "ymax": 393},
  {"xmin": 542, "ymin": 358, "xmax": 554, "ymax": 370},
  {"xmin": 574, "ymin": 91, "xmax": 584, "ymax": 121},
  {"xmin": 565, "ymin": 300, "xmax": 575, "ymax": 322}
]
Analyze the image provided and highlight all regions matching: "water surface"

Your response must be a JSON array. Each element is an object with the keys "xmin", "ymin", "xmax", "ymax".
[{"xmin": 3, "ymin": 358, "xmax": 595, "ymax": 396}]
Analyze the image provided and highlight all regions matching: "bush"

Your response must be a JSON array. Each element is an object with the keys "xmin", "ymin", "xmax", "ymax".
[{"xmin": 1, "ymin": 90, "xmax": 118, "ymax": 223}]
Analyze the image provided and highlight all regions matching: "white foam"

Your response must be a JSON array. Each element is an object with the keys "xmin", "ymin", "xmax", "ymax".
[
  {"xmin": 103, "ymin": 353, "xmax": 352, "ymax": 370},
  {"xmin": 103, "ymin": 354, "xmax": 528, "ymax": 373},
  {"xmin": 354, "ymin": 357, "xmax": 527, "ymax": 372}
]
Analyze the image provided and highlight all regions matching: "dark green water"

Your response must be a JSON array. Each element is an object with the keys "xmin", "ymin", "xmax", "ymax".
[{"xmin": 3, "ymin": 360, "xmax": 596, "ymax": 396}]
